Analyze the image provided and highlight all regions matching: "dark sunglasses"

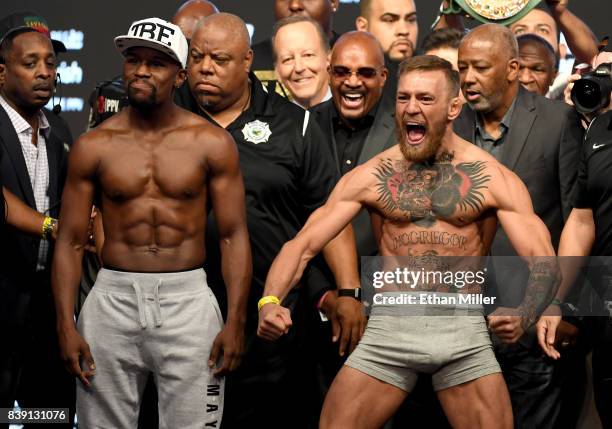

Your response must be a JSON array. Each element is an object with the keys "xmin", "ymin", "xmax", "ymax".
[{"xmin": 330, "ymin": 66, "xmax": 382, "ymax": 80}]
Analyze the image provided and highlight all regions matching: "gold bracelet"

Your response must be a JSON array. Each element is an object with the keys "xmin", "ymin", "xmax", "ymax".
[
  {"xmin": 42, "ymin": 216, "xmax": 56, "ymax": 240},
  {"xmin": 258, "ymin": 295, "xmax": 280, "ymax": 312}
]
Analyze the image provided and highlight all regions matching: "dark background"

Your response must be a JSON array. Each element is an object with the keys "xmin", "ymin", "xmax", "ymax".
[{"xmin": 2, "ymin": 0, "xmax": 609, "ymax": 137}]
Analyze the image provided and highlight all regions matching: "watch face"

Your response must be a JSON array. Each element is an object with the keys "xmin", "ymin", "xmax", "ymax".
[{"xmin": 465, "ymin": 0, "xmax": 530, "ymax": 20}]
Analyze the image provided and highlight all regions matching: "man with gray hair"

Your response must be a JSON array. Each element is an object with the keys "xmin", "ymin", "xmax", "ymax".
[
  {"xmin": 251, "ymin": 0, "xmax": 340, "ymax": 96},
  {"xmin": 455, "ymin": 23, "xmax": 583, "ymax": 429},
  {"xmin": 271, "ymin": 16, "xmax": 331, "ymax": 109}
]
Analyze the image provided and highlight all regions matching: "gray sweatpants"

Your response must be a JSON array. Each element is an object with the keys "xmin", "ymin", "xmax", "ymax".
[{"xmin": 76, "ymin": 268, "xmax": 224, "ymax": 429}]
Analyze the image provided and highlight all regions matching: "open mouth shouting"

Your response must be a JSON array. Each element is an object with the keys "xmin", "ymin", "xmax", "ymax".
[{"xmin": 405, "ymin": 121, "xmax": 427, "ymax": 145}]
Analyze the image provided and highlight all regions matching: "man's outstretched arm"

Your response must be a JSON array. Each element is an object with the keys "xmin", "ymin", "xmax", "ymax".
[
  {"xmin": 489, "ymin": 167, "xmax": 560, "ymax": 343},
  {"xmin": 207, "ymin": 129, "xmax": 252, "ymax": 376},
  {"xmin": 258, "ymin": 171, "xmax": 367, "ymax": 341},
  {"xmin": 51, "ymin": 135, "xmax": 99, "ymax": 385}
]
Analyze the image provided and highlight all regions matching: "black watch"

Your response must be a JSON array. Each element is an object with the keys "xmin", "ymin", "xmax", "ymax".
[{"xmin": 338, "ymin": 288, "xmax": 361, "ymax": 301}]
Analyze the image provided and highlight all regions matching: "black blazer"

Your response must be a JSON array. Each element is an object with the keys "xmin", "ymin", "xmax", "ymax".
[
  {"xmin": 310, "ymin": 95, "xmax": 397, "ymax": 257},
  {"xmin": 0, "ymin": 106, "xmax": 71, "ymax": 282},
  {"xmin": 454, "ymin": 88, "xmax": 583, "ymax": 322},
  {"xmin": 454, "ymin": 87, "xmax": 583, "ymax": 255}
]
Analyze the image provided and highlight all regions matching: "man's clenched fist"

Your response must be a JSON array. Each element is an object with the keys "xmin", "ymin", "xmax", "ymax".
[{"xmin": 257, "ymin": 304, "xmax": 293, "ymax": 341}]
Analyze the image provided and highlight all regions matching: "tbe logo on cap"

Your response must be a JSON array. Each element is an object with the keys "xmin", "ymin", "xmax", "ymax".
[
  {"xmin": 115, "ymin": 17, "xmax": 188, "ymax": 68},
  {"xmin": 129, "ymin": 20, "xmax": 176, "ymax": 47}
]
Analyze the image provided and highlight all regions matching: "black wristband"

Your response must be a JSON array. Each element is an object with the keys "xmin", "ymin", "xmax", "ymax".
[{"xmin": 338, "ymin": 288, "xmax": 361, "ymax": 301}]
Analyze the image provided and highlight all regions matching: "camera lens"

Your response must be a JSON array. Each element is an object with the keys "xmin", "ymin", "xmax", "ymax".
[{"xmin": 573, "ymin": 79, "xmax": 602, "ymax": 111}]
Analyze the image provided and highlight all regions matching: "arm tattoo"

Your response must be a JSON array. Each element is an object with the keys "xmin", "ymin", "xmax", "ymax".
[
  {"xmin": 519, "ymin": 258, "xmax": 560, "ymax": 328},
  {"xmin": 373, "ymin": 152, "xmax": 491, "ymax": 227}
]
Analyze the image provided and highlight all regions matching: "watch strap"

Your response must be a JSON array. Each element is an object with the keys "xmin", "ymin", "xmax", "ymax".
[{"xmin": 338, "ymin": 288, "xmax": 361, "ymax": 301}]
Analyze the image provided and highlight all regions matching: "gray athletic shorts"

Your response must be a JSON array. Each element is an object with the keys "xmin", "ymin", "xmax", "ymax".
[
  {"xmin": 345, "ymin": 314, "xmax": 500, "ymax": 392},
  {"xmin": 76, "ymin": 268, "xmax": 224, "ymax": 429}
]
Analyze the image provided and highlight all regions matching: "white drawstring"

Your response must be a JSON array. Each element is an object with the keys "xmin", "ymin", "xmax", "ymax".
[
  {"xmin": 131, "ymin": 281, "xmax": 147, "ymax": 329},
  {"xmin": 153, "ymin": 280, "xmax": 163, "ymax": 328},
  {"xmin": 131, "ymin": 279, "xmax": 164, "ymax": 329}
]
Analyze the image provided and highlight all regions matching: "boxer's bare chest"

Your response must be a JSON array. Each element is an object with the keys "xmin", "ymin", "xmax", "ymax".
[
  {"xmin": 97, "ymin": 133, "xmax": 207, "ymax": 202},
  {"xmin": 369, "ymin": 152, "xmax": 496, "ymax": 256}
]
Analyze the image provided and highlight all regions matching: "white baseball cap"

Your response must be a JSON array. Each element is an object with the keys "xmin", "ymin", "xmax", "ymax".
[{"xmin": 114, "ymin": 17, "xmax": 188, "ymax": 68}]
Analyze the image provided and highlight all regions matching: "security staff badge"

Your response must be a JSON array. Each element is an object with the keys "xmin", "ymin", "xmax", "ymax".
[{"xmin": 242, "ymin": 120, "xmax": 272, "ymax": 144}]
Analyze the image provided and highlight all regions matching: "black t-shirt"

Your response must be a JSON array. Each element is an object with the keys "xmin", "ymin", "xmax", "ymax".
[
  {"xmin": 572, "ymin": 110, "xmax": 612, "ymax": 255},
  {"xmin": 332, "ymin": 102, "xmax": 378, "ymax": 175},
  {"xmin": 193, "ymin": 74, "xmax": 338, "ymax": 311}
]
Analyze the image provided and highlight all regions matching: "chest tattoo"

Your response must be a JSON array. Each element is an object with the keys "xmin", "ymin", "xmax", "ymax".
[{"xmin": 373, "ymin": 152, "xmax": 491, "ymax": 227}]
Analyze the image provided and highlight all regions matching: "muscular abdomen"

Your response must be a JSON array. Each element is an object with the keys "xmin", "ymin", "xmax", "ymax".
[{"xmin": 97, "ymin": 141, "xmax": 209, "ymax": 272}]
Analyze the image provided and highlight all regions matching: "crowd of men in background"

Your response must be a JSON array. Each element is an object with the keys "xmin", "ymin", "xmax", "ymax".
[{"xmin": 0, "ymin": 0, "xmax": 611, "ymax": 428}]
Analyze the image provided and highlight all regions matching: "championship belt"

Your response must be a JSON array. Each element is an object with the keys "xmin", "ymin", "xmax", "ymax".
[{"xmin": 443, "ymin": 0, "xmax": 542, "ymax": 26}]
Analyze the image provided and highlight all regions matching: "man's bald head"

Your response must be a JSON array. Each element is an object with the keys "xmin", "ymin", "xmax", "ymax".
[
  {"xmin": 331, "ymin": 31, "xmax": 384, "ymax": 66},
  {"xmin": 188, "ymin": 13, "xmax": 253, "ymax": 113},
  {"xmin": 329, "ymin": 31, "xmax": 387, "ymax": 123},
  {"xmin": 192, "ymin": 12, "xmax": 251, "ymax": 55},
  {"xmin": 462, "ymin": 24, "xmax": 518, "ymax": 61},
  {"xmin": 172, "ymin": 0, "xmax": 219, "ymax": 39}
]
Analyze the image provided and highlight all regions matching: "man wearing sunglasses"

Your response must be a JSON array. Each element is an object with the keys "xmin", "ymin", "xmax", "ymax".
[
  {"xmin": 311, "ymin": 31, "xmax": 395, "ymax": 259},
  {"xmin": 304, "ymin": 32, "xmax": 394, "ymax": 426}
]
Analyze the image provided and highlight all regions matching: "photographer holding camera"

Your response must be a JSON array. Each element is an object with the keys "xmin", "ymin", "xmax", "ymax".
[
  {"xmin": 537, "ymin": 42, "xmax": 612, "ymax": 428},
  {"xmin": 564, "ymin": 43, "xmax": 612, "ymax": 120}
]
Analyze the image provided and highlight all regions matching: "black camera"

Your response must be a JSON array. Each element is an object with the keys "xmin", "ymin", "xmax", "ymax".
[{"xmin": 571, "ymin": 63, "xmax": 612, "ymax": 115}]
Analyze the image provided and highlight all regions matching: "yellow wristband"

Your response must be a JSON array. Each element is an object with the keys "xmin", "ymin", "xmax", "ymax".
[
  {"xmin": 258, "ymin": 295, "xmax": 280, "ymax": 312},
  {"xmin": 42, "ymin": 216, "xmax": 54, "ymax": 239}
]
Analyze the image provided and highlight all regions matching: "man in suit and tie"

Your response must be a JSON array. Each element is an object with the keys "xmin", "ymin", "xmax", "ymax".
[
  {"xmin": 455, "ymin": 23, "xmax": 583, "ymax": 429},
  {"xmin": 0, "ymin": 12, "xmax": 74, "ymax": 427}
]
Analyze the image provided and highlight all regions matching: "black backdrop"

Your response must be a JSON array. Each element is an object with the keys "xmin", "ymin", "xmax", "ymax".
[{"xmin": 2, "ymin": 0, "xmax": 609, "ymax": 137}]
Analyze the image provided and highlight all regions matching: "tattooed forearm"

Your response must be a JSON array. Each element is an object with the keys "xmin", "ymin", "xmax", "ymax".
[{"xmin": 518, "ymin": 258, "xmax": 560, "ymax": 328}]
